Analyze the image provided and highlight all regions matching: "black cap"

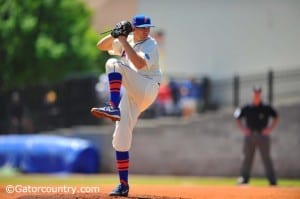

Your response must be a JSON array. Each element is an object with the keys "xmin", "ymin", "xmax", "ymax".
[{"xmin": 253, "ymin": 85, "xmax": 262, "ymax": 92}]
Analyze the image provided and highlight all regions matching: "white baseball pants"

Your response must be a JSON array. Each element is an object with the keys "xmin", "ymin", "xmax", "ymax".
[{"xmin": 105, "ymin": 58, "xmax": 159, "ymax": 151}]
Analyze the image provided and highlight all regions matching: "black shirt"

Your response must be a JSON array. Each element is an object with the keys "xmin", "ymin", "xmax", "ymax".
[{"xmin": 234, "ymin": 103, "xmax": 278, "ymax": 132}]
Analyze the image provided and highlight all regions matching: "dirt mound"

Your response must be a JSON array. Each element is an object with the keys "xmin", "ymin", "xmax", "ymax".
[
  {"xmin": 13, "ymin": 194, "xmax": 180, "ymax": 199},
  {"xmin": 1, "ymin": 185, "xmax": 299, "ymax": 199}
]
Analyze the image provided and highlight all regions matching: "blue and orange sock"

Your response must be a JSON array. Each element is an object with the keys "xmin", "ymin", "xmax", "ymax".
[
  {"xmin": 108, "ymin": 72, "xmax": 122, "ymax": 107},
  {"xmin": 116, "ymin": 151, "xmax": 129, "ymax": 186}
]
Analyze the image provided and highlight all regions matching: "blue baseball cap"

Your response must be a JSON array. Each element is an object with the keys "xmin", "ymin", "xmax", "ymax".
[{"xmin": 132, "ymin": 14, "xmax": 155, "ymax": 28}]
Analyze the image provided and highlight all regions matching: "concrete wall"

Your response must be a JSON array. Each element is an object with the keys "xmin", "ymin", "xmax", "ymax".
[
  {"xmin": 130, "ymin": 104, "xmax": 300, "ymax": 178},
  {"xmin": 138, "ymin": 0, "xmax": 300, "ymax": 79},
  {"xmin": 85, "ymin": 0, "xmax": 137, "ymax": 32},
  {"xmin": 60, "ymin": 102, "xmax": 300, "ymax": 178}
]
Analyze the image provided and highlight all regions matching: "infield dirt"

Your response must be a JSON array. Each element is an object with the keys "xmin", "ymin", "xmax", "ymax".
[{"xmin": 1, "ymin": 184, "xmax": 300, "ymax": 199}]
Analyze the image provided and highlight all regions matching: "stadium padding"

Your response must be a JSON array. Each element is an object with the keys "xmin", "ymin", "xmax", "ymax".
[{"xmin": 0, "ymin": 134, "xmax": 100, "ymax": 173}]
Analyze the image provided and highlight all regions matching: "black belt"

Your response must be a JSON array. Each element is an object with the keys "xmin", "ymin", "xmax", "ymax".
[{"xmin": 251, "ymin": 131, "xmax": 262, "ymax": 135}]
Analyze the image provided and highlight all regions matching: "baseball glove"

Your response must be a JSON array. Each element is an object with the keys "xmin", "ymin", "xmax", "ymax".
[{"xmin": 111, "ymin": 21, "xmax": 133, "ymax": 38}]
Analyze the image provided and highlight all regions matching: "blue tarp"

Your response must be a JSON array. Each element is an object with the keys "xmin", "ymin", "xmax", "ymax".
[{"xmin": 0, "ymin": 134, "xmax": 100, "ymax": 173}]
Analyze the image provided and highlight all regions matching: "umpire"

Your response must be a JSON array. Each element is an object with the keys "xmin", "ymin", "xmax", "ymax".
[{"xmin": 234, "ymin": 86, "xmax": 279, "ymax": 185}]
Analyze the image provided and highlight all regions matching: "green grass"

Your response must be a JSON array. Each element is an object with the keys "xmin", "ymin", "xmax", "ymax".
[{"xmin": 0, "ymin": 174, "xmax": 300, "ymax": 187}]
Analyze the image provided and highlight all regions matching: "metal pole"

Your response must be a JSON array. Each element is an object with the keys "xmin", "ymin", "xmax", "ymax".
[
  {"xmin": 202, "ymin": 76, "xmax": 210, "ymax": 111},
  {"xmin": 268, "ymin": 70, "xmax": 274, "ymax": 104},
  {"xmin": 233, "ymin": 75, "xmax": 240, "ymax": 107}
]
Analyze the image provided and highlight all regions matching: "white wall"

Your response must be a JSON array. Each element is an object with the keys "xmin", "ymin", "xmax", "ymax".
[{"xmin": 138, "ymin": 0, "xmax": 300, "ymax": 79}]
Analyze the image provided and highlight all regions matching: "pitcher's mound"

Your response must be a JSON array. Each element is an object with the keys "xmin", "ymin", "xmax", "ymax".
[{"xmin": 1, "ymin": 185, "xmax": 299, "ymax": 199}]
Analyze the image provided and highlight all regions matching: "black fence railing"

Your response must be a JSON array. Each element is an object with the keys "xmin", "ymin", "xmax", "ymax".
[
  {"xmin": 0, "ymin": 75, "xmax": 100, "ymax": 134},
  {"xmin": 1, "ymin": 68, "xmax": 300, "ymax": 134},
  {"xmin": 211, "ymin": 67, "xmax": 300, "ymax": 107}
]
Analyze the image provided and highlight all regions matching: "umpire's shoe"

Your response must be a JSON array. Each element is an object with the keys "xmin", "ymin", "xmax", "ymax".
[
  {"xmin": 109, "ymin": 183, "xmax": 129, "ymax": 197},
  {"xmin": 90, "ymin": 105, "xmax": 120, "ymax": 121},
  {"xmin": 236, "ymin": 177, "xmax": 248, "ymax": 186}
]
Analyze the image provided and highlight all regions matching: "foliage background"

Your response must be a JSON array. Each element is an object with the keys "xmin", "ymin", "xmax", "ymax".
[{"xmin": 0, "ymin": 0, "xmax": 109, "ymax": 90}]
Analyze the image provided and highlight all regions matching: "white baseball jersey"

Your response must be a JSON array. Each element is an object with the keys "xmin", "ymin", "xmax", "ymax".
[
  {"xmin": 106, "ymin": 34, "xmax": 162, "ymax": 151},
  {"xmin": 110, "ymin": 34, "xmax": 162, "ymax": 83}
]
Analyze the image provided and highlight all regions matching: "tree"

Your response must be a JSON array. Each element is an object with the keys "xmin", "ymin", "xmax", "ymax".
[{"xmin": 0, "ymin": 0, "xmax": 108, "ymax": 90}]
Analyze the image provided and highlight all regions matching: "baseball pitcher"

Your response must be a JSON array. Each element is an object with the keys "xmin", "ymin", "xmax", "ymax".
[{"xmin": 91, "ymin": 14, "xmax": 162, "ymax": 197}]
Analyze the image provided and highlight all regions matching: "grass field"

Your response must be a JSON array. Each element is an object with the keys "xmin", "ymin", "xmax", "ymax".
[
  {"xmin": 1, "ymin": 173, "xmax": 300, "ymax": 187},
  {"xmin": 1, "ymin": 174, "xmax": 300, "ymax": 199}
]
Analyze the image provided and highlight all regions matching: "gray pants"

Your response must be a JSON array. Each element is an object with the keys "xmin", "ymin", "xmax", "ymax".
[{"xmin": 240, "ymin": 134, "xmax": 277, "ymax": 185}]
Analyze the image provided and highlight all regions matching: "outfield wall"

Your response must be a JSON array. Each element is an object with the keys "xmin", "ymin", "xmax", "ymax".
[{"xmin": 62, "ymin": 103, "xmax": 300, "ymax": 178}]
